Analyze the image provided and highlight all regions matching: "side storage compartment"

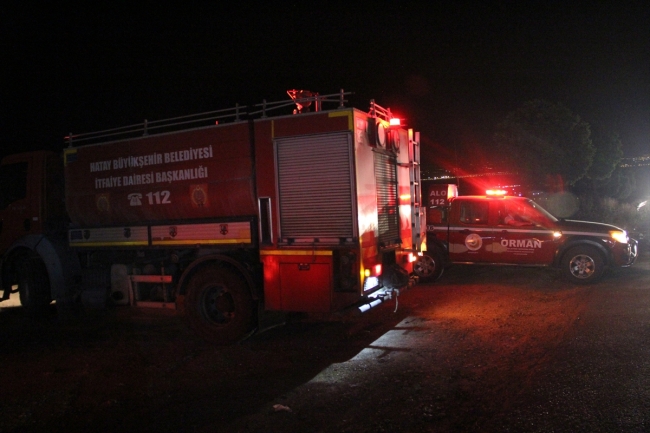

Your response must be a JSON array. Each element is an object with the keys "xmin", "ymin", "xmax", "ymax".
[{"xmin": 261, "ymin": 253, "xmax": 333, "ymax": 313}]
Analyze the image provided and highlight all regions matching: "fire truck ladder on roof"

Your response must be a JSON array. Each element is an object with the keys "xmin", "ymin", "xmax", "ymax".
[
  {"xmin": 64, "ymin": 89, "xmax": 353, "ymax": 147},
  {"xmin": 369, "ymin": 99, "xmax": 394, "ymax": 123},
  {"xmin": 409, "ymin": 130, "xmax": 423, "ymax": 253}
]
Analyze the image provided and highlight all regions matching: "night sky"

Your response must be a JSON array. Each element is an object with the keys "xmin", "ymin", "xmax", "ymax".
[{"xmin": 3, "ymin": 3, "xmax": 649, "ymax": 171}]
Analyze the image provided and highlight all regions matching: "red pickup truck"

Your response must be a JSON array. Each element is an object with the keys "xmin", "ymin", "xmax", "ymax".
[{"xmin": 414, "ymin": 186, "xmax": 638, "ymax": 284}]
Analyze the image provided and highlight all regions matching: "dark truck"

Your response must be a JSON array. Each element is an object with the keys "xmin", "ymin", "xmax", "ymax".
[
  {"xmin": 0, "ymin": 90, "xmax": 424, "ymax": 344},
  {"xmin": 413, "ymin": 186, "xmax": 638, "ymax": 284}
]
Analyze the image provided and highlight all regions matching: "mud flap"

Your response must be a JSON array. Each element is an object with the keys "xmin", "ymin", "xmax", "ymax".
[{"xmin": 382, "ymin": 264, "xmax": 410, "ymax": 290}]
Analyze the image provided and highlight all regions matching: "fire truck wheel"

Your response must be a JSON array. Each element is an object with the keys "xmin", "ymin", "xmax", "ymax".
[
  {"xmin": 413, "ymin": 251, "xmax": 444, "ymax": 283},
  {"xmin": 17, "ymin": 253, "xmax": 52, "ymax": 314},
  {"xmin": 561, "ymin": 246, "xmax": 605, "ymax": 284},
  {"xmin": 184, "ymin": 265, "xmax": 254, "ymax": 344}
]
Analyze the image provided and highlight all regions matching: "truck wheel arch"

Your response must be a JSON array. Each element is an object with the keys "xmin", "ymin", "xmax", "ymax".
[
  {"xmin": 15, "ymin": 250, "xmax": 51, "ymax": 312},
  {"xmin": 1, "ymin": 234, "xmax": 80, "ymax": 303},
  {"xmin": 176, "ymin": 254, "xmax": 258, "ymax": 300},
  {"xmin": 425, "ymin": 236, "xmax": 449, "ymax": 258},
  {"xmin": 176, "ymin": 255, "xmax": 258, "ymax": 344},
  {"xmin": 554, "ymin": 239, "xmax": 611, "ymax": 268}
]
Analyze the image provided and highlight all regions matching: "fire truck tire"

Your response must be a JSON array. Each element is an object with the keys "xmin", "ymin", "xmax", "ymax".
[
  {"xmin": 413, "ymin": 251, "xmax": 444, "ymax": 283},
  {"xmin": 184, "ymin": 264, "xmax": 254, "ymax": 344},
  {"xmin": 561, "ymin": 246, "xmax": 605, "ymax": 284},
  {"xmin": 16, "ymin": 253, "xmax": 52, "ymax": 314}
]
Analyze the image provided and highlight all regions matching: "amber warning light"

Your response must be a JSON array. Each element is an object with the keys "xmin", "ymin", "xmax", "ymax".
[{"xmin": 364, "ymin": 264, "xmax": 383, "ymax": 277}]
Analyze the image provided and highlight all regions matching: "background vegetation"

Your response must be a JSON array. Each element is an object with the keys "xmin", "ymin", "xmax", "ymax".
[{"xmin": 493, "ymin": 100, "xmax": 648, "ymax": 238}]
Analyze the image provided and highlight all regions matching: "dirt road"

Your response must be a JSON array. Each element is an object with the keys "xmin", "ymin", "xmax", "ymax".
[{"xmin": 2, "ymin": 255, "xmax": 649, "ymax": 432}]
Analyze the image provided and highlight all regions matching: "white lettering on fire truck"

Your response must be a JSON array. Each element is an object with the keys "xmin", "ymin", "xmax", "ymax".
[
  {"xmin": 90, "ymin": 146, "xmax": 213, "ymax": 174},
  {"xmin": 429, "ymin": 189, "xmax": 448, "ymax": 206},
  {"xmin": 91, "ymin": 146, "xmax": 213, "ymax": 189},
  {"xmin": 127, "ymin": 191, "xmax": 172, "ymax": 206},
  {"xmin": 94, "ymin": 167, "xmax": 208, "ymax": 189},
  {"xmin": 500, "ymin": 239, "xmax": 542, "ymax": 249},
  {"xmin": 163, "ymin": 146, "xmax": 213, "ymax": 164},
  {"xmin": 113, "ymin": 153, "xmax": 164, "ymax": 169},
  {"xmin": 95, "ymin": 176, "xmax": 122, "ymax": 189},
  {"xmin": 155, "ymin": 166, "xmax": 208, "ymax": 183},
  {"xmin": 90, "ymin": 160, "xmax": 112, "ymax": 172},
  {"xmin": 123, "ymin": 172, "xmax": 155, "ymax": 186}
]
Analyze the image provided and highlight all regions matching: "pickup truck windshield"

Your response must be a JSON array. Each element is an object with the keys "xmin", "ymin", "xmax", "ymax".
[
  {"xmin": 526, "ymin": 199, "xmax": 558, "ymax": 223},
  {"xmin": 500, "ymin": 199, "xmax": 558, "ymax": 227}
]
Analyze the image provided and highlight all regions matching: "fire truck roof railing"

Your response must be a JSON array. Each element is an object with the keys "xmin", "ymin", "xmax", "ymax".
[{"xmin": 65, "ymin": 89, "xmax": 358, "ymax": 147}]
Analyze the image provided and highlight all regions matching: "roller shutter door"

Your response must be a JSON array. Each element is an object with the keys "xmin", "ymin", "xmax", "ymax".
[
  {"xmin": 374, "ymin": 152, "xmax": 400, "ymax": 247},
  {"xmin": 276, "ymin": 132, "xmax": 356, "ymax": 243}
]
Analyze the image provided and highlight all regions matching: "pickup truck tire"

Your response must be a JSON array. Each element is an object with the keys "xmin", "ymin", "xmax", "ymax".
[
  {"xmin": 184, "ymin": 264, "xmax": 254, "ymax": 344},
  {"xmin": 561, "ymin": 246, "xmax": 605, "ymax": 284},
  {"xmin": 17, "ymin": 253, "xmax": 52, "ymax": 314},
  {"xmin": 413, "ymin": 250, "xmax": 444, "ymax": 283}
]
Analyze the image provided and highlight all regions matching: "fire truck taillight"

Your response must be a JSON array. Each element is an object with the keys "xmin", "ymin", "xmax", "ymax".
[
  {"xmin": 363, "ymin": 265, "xmax": 381, "ymax": 292},
  {"xmin": 405, "ymin": 252, "xmax": 417, "ymax": 263},
  {"xmin": 364, "ymin": 264, "xmax": 382, "ymax": 277},
  {"xmin": 389, "ymin": 118, "xmax": 401, "ymax": 127}
]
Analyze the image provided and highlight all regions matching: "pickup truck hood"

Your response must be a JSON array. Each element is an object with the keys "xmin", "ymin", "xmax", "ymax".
[{"xmin": 556, "ymin": 219, "xmax": 623, "ymax": 234}]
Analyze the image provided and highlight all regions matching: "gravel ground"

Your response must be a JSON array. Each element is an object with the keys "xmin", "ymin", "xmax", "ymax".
[{"xmin": 1, "ymin": 253, "xmax": 649, "ymax": 433}]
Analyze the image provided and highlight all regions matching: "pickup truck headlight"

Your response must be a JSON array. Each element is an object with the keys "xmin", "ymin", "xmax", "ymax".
[{"xmin": 610, "ymin": 230, "xmax": 629, "ymax": 244}]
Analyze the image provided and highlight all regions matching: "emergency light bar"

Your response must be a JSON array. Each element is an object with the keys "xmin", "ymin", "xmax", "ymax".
[
  {"xmin": 486, "ymin": 189, "xmax": 508, "ymax": 196},
  {"xmin": 389, "ymin": 118, "xmax": 401, "ymax": 126}
]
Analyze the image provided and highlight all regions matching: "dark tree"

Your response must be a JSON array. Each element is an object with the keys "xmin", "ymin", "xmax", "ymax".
[
  {"xmin": 600, "ymin": 168, "xmax": 636, "ymax": 200},
  {"xmin": 494, "ymin": 100, "xmax": 594, "ymax": 188},
  {"xmin": 573, "ymin": 131, "xmax": 624, "ymax": 196},
  {"xmin": 587, "ymin": 131, "xmax": 623, "ymax": 180}
]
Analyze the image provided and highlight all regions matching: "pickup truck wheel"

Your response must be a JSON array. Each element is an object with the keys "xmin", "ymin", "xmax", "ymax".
[
  {"xmin": 17, "ymin": 254, "xmax": 52, "ymax": 314},
  {"xmin": 184, "ymin": 265, "xmax": 254, "ymax": 344},
  {"xmin": 413, "ymin": 251, "xmax": 444, "ymax": 283},
  {"xmin": 561, "ymin": 246, "xmax": 604, "ymax": 284}
]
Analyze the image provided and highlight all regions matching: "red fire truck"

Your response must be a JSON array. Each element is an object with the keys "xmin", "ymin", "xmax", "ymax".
[
  {"xmin": 0, "ymin": 90, "xmax": 425, "ymax": 343},
  {"xmin": 413, "ymin": 184, "xmax": 638, "ymax": 283}
]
